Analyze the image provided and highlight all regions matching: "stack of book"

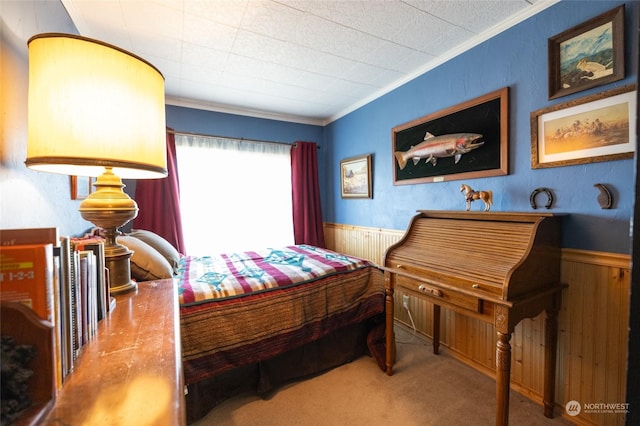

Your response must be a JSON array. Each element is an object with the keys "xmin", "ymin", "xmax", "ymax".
[{"xmin": 0, "ymin": 227, "xmax": 112, "ymax": 389}]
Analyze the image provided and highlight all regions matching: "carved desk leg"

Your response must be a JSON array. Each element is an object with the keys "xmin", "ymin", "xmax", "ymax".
[
  {"xmin": 496, "ymin": 331, "xmax": 512, "ymax": 426},
  {"xmin": 433, "ymin": 304, "xmax": 441, "ymax": 355},
  {"xmin": 543, "ymin": 294, "xmax": 561, "ymax": 418},
  {"xmin": 385, "ymin": 273, "xmax": 395, "ymax": 376}
]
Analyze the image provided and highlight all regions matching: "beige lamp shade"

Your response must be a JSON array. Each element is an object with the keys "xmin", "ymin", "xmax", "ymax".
[{"xmin": 26, "ymin": 33, "xmax": 167, "ymax": 179}]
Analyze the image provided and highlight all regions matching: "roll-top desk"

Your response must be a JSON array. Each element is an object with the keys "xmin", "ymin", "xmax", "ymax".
[{"xmin": 383, "ymin": 211, "xmax": 564, "ymax": 426}]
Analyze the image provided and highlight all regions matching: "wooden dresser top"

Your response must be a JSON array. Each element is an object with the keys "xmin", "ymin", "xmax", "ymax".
[{"xmin": 42, "ymin": 279, "xmax": 185, "ymax": 426}]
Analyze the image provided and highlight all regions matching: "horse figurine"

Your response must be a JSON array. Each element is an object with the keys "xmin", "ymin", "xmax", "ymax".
[{"xmin": 460, "ymin": 183, "xmax": 493, "ymax": 211}]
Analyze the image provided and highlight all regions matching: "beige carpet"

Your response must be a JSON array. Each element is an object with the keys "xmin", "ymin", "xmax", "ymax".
[{"xmin": 193, "ymin": 326, "xmax": 573, "ymax": 426}]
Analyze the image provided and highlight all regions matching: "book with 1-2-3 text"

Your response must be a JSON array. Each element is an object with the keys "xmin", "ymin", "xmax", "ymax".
[{"xmin": 0, "ymin": 243, "xmax": 54, "ymax": 323}]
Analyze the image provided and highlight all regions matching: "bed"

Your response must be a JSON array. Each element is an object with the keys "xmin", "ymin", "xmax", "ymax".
[{"xmin": 175, "ymin": 244, "xmax": 387, "ymax": 423}]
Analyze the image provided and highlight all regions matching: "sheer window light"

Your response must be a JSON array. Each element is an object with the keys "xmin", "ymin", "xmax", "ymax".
[{"xmin": 175, "ymin": 135, "xmax": 293, "ymax": 255}]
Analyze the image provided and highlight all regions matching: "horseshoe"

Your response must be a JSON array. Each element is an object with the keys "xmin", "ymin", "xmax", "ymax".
[{"xmin": 530, "ymin": 187, "xmax": 553, "ymax": 210}]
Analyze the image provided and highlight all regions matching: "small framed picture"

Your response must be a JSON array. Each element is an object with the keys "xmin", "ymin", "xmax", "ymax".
[
  {"xmin": 70, "ymin": 176, "xmax": 93, "ymax": 200},
  {"xmin": 340, "ymin": 154, "xmax": 372, "ymax": 199},
  {"xmin": 548, "ymin": 5, "xmax": 625, "ymax": 100},
  {"xmin": 531, "ymin": 84, "xmax": 636, "ymax": 169}
]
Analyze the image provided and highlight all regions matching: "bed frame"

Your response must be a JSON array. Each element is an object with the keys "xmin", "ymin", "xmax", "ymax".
[
  {"xmin": 175, "ymin": 246, "xmax": 386, "ymax": 424},
  {"xmin": 185, "ymin": 316, "xmax": 383, "ymax": 423}
]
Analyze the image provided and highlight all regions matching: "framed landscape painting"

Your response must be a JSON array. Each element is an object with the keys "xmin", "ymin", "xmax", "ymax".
[
  {"xmin": 531, "ymin": 84, "xmax": 636, "ymax": 169},
  {"xmin": 340, "ymin": 154, "xmax": 372, "ymax": 198},
  {"xmin": 548, "ymin": 5, "xmax": 624, "ymax": 99}
]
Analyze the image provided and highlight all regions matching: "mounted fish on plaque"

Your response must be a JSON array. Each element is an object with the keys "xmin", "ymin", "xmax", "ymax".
[{"xmin": 392, "ymin": 87, "xmax": 509, "ymax": 185}]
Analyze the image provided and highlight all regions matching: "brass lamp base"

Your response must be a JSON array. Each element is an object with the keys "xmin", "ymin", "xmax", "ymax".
[
  {"xmin": 103, "ymin": 241, "xmax": 138, "ymax": 295},
  {"xmin": 79, "ymin": 167, "xmax": 138, "ymax": 295}
]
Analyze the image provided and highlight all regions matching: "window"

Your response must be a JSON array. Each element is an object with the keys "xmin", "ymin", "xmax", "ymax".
[{"xmin": 175, "ymin": 134, "xmax": 294, "ymax": 255}]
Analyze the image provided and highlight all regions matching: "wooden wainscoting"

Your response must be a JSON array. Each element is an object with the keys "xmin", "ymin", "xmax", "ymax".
[{"xmin": 324, "ymin": 222, "xmax": 630, "ymax": 426}]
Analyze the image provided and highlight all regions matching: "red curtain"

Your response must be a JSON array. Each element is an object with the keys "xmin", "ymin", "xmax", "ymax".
[
  {"xmin": 133, "ymin": 129, "xmax": 186, "ymax": 254},
  {"xmin": 290, "ymin": 141, "xmax": 326, "ymax": 248}
]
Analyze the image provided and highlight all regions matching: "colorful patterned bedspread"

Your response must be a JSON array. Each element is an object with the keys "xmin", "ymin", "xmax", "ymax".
[
  {"xmin": 176, "ymin": 245, "xmax": 385, "ymax": 385},
  {"xmin": 176, "ymin": 244, "xmax": 373, "ymax": 306}
]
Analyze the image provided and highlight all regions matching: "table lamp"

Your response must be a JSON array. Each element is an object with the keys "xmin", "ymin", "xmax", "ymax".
[{"xmin": 25, "ymin": 33, "xmax": 167, "ymax": 294}]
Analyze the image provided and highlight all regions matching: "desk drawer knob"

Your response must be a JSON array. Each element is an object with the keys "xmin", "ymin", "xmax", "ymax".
[
  {"xmin": 472, "ymin": 284, "xmax": 480, "ymax": 289},
  {"xmin": 418, "ymin": 285, "xmax": 443, "ymax": 297}
]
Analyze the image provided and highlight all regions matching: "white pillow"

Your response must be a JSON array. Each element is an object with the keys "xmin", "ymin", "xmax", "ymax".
[
  {"xmin": 117, "ymin": 235, "xmax": 174, "ymax": 281},
  {"xmin": 129, "ymin": 229, "xmax": 182, "ymax": 273}
]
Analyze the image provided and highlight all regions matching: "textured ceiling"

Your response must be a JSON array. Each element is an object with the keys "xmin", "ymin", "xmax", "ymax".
[{"xmin": 59, "ymin": 0, "xmax": 556, "ymax": 124}]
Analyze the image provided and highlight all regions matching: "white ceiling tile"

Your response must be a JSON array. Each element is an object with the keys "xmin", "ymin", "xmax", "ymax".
[
  {"xmin": 142, "ymin": 54, "xmax": 182, "ymax": 79},
  {"xmin": 232, "ymin": 29, "xmax": 359, "ymax": 78},
  {"xmin": 52, "ymin": 0, "xmax": 556, "ymax": 122},
  {"xmin": 324, "ymin": 78, "xmax": 380, "ymax": 101},
  {"xmin": 181, "ymin": 42, "xmax": 230, "ymax": 69},
  {"xmin": 405, "ymin": 0, "xmax": 531, "ymax": 33},
  {"xmin": 134, "ymin": 36, "xmax": 183, "ymax": 63},
  {"xmin": 179, "ymin": 63, "xmax": 225, "ymax": 88},
  {"xmin": 338, "ymin": 61, "xmax": 395, "ymax": 87},
  {"xmin": 183, "ymin": 0, "xmax": 249, "ymax": 27},
  {"xmin": 240, "ymin": 0, "xmax": 305, "ymax": 39},
  {"xmin": 63, "ymin": 1, "xmax": 125, "ymax": 34},
  {"xmin": 182, "ymin": 14, "xmax": 239, "ymax": 52},
  {"xmin": 224, "ymin": 54, "xmax": 335, "ymax": 90},
  {"xmin": 120, "ymin": 1, "xmax": 184, "ymax": 39},
  {"xmin": 286, "ymin": 0, "xmax": 418, "ymax": 39},
  {"xmin": 290, "ymin": 15, "xmax": 378, "ymax": 63}
]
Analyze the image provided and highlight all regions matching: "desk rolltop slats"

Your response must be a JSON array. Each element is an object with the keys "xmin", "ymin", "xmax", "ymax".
[{"xmin": 383, "ymin": 211, "xmax": 562, "ymax": 301}]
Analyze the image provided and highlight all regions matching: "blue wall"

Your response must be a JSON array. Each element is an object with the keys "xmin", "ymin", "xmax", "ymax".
[
  {"xmin": 326, "ymin": 0, "xmax": 638, "ymax": 254},
  {"xmin": 167, "ymin": 1, "xmax": 638, "ymax": 255},
  {"xmin": 165, "ymin": 105, "xmax": 323, "ymax": 145}
]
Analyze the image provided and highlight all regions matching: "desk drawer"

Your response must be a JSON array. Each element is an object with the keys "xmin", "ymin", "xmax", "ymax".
[{"xmin": 396, "ymin": 275, "xmax": 483, "ymax": 313}]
